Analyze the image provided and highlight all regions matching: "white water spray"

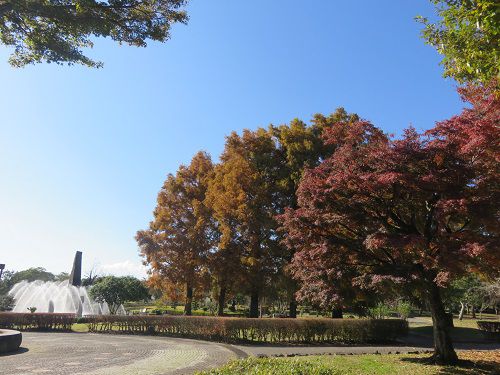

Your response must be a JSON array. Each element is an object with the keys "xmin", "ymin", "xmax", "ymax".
[{"xmin": 8, "ymin": 280, "xmax": 125, "ymax": 316}]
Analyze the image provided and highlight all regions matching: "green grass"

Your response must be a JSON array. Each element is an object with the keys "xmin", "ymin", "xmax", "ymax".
[
  {"xmin": 72, "ymin": 323, "xmax": 89, "ymax": 333},
  {"xmin": 198, "ymin": 353, "xmax": 500, "ymax": 375}
]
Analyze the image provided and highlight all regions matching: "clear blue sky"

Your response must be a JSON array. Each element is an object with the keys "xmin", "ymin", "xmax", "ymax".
[{"xmin": 0, "ymin": 0, "xmax": 463, "ymax": 278}]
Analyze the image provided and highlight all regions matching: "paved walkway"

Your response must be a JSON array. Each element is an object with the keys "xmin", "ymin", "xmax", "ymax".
[
  {"xmin": 0, "ymin": 332, "xmax": 239, "ymax": 375},
  {"xmin": 2, "ymin": 332, "xmax": 499, "ymax": 375},
  {"xmin": 233, "ymin": 334, "xmax": 500, "ymax": 358}
]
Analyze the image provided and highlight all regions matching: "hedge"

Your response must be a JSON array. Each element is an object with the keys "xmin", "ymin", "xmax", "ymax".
[
  {"xmin": 0, "ymin": 313, "xmax": 408, "ymax": 344},
  {"xmin": 85, "ymin": 315, "xmax": 408, "ymax": 343},
  {"xmin": 0, "ymin": 313, "xmax": 75, "ymax": 331}
]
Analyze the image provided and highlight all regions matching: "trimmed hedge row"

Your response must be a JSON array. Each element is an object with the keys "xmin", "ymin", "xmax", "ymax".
[
  {"xmin": 0, "ymin": 313, "xmax": 408, "ymax": 344},
  {"xmin": 85, "ymin": 315, "xmax": 408, "ymax": 343},
  {"xmin": 0, "ymin": 313, "xmax": 75, "ymax": 331}
]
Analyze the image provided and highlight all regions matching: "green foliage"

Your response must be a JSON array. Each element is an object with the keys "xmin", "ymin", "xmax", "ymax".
[
  {"xmin": 10, "ymin": 267, "xmax": 55, "ymax": 284},
  {"xmin": 0, "ymin": 294, "xmax": 14, "ymax": 311},
  {"xmin": 54, "ymin": 272, "xmax": 70, "ymax": 281},
  {"xmin": 367, "ymin": 303, "xmax": 391, "ymax": 319},
  {"xmin": 444, "ymin": 274, "xmax": 484, "ymax": 309},
  {"xmin": 0, "ymin": 0, "xmax": 188, "ymax": 67},
  {"xmin": 417, "ymin": 0, "xmax": 499, "ymax": 85},
  {"xmin": 89, "ymin": 276, "xmax": 150, "ymax": 314},
  {"xmin": 396, "ymin": 301, "xmax": 412, "ymax": 320}
]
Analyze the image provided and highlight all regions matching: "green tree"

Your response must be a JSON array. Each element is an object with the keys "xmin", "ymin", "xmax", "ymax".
[
  {"xmin": 0, "ymin": 0, "xmax": 188, "ymax": 67},
  {"xmin": 89, "ymin": 276, "xmax": 149, "ymax": 314},
  {"xmin": 444, "ymin": 275, "xmax": 484, "ymax": 319},
  {"xmin": 417, "ymin": 0, "xmax": 499, "ymax": 85},
  {"xmin": 4, "ymin": 267, "xmax": 56, "ymax": 291},
  {"xmin": 0, "ymin": 294, "xmax": 15, "ymax": 311},
  {"xmin": 137, "ymin": 151, "xmax": 215, "ymax": 315}
]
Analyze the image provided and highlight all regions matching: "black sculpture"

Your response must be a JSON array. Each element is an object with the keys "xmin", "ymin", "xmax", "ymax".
[{"xmin": 69, "ymin": 251, "xmax": 82, "ymax": 287}]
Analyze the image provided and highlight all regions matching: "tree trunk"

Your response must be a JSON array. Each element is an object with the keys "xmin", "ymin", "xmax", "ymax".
[
  {"xmin": 458, "ymin": 302, "xmax": 465, "ymax": 320},
  {"xmin": 471, "ymin": 305, "xmax": 476, "ymax": 319},
  {"xmin": 184, "ymin": 283, "xmax": 193, "ymax": 316},
  {"xmin": 249, "ymin": 290, "xmax": 259, "ymax": 318},
  {"xmin": 331, "ymin": 307, "xmax": 343, "ymax": 319},
  {"xmin": 428, "ymin": 283, "xmax": 458, "ymax": 364},
  {"xmin": 217, "ymin": 286, "xmax": 226, "ymax": 316},
  {"xmin": 289, "ymin": 297, "xmax": 298, "ymax": 318}
]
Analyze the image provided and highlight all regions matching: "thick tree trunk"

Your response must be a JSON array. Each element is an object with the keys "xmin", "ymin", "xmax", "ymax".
[
  {"xmin": 428, "ymin": 283, "xmax": 458, "ymax": 364},
  {"xmin": 249, "ymin": 290, "xmax": 259, "ymax": 318},
  {"xmin": 471, "ymin": 305, "xmax": 476, "ymax": 319},
  {"xmin": 217, "ymin": 286, "xmax": 226, "ymax": 316},
  {"xmin": 289, "ymin": 298, "xmax": 298, "ymax": 318},
  {"xmin": 331, "ymin": 307, "xmax": 343, "ymax": 319},
  {"xmin": 184, "ymin": 283, "xmax": 193, "ymax": 316},
  {"xmin": 458, "ymin": 302, "xmax": 465, "ymax": 320}
]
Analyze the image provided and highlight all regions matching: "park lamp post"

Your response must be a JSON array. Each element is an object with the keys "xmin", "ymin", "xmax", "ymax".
[{"xmin": 0, "ymin": 264, "xmax": 4, "ymax": 280}]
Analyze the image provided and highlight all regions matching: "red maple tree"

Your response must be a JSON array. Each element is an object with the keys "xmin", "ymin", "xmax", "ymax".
[{"xmin": 280, "ymin": 86, "xmax": 499, "ymax": 364}]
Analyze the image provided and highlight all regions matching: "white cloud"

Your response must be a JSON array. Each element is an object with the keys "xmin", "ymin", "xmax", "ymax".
[{"xmin": 99, "ymin": 260, "xmax": 148, "ymax": 279}]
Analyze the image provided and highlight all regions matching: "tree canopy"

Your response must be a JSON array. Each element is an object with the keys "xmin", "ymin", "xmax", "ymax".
[
  {"xmin": 417, "ymin": 0, "xmax": 499, "ymax": 85},
  {"xmin": 0, "ymin": 0, "xmax": 188, "ymax": 67},
  {"xmin": 280, "ymin": 86, "xmax": 499, "ymax": 363},
  {"xmin": 137, "ymin": 151, "xmax": 215, "ymax": 315},
  {"xmin": 89, "ymin": 275, "xmax": 149, "ymax": 314}
]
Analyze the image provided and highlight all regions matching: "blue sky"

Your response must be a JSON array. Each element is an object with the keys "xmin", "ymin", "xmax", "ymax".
[{"xmin": 0, "ymin": 0, "xmax": 464, "ymax": 278}]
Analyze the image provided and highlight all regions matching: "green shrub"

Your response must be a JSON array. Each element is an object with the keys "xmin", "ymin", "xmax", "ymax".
[
  {"xmin": 368, "ymin": 303, "xmax": 391, "ymax": 319},
  {"xmin": 396, "ymin": 301, "xmax": 412, "ymax": 320},
  {"xmin": 85, "ymin": 315, "xmax": 407, "ymax": 344}
]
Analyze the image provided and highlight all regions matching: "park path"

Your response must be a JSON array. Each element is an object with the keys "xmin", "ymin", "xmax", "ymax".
[
  {"xmin": 1, "ymin": 332, "xmax": 498, "ymax": 375},
  {"xmin": 0, "ymin": 332, "xmax": 239, "ymax": 375}
]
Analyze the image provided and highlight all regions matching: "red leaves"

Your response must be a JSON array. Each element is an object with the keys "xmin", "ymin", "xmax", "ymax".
[{"xmin": 281, "ymin": 86, "xmax": 500, "ymax": 307}]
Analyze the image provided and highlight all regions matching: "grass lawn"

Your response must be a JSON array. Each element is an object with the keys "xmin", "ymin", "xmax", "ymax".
[{"xmin": 198, "ymin": 351, "xmax": 500, "ymax": 375}]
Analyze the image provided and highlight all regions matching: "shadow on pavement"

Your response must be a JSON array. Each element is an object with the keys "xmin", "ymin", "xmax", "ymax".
[{"xmin": 0, "ymin": 347, "xmax": 29, "ymax": 357}]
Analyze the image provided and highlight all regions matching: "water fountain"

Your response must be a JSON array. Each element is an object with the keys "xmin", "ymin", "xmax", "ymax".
[{"xmin": 8, "ymin": 251, "xmax": 124, "ymax": 316}]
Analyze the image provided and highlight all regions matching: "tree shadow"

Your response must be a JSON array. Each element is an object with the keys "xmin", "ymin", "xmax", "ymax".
[
  {"xmin": 400, "ymin": 356, "xmax": 500, "ymax": 375},
  {"xmin": 410, "ymin": 326, "xmax": 488, "ymax": 343},
  {"xmin": 0, "ymin": 347, "xmax": 29, "ymax": 357}
]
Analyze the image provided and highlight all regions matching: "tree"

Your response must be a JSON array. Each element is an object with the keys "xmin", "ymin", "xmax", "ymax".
[
  {"xmin": 55, "ymin": 272, "xmax": 69, "ymax": 282},
  {"xmin": 137, "ymin": 151, "xmax": 214, "ymax": 315},
  {"xmin": 0, "ymin": 0, "xmax": 188, "ymax": 67},
  {"xmin": 417, "ymin": 0, "xmax": 499, "ymax": 85},
  {"xmin": 270, "ymin": 108, "xmax": 360, "ymax": 318},
  {"xmin": 0, "ymin": 294, "xmax": 15, "ymax": 311},
  {"xmin": 89, "ymin": 276, "xmax": 149, "ymax": 314},
  {"xmin": 5, "ymin": 267, "xmax": 56, "ymax": 290},
  {"xmin": 281, "ymin": 87, "xmax": 499, "ymax": 364},
  {"xmin": 206, "ymin": 130, "xmax": 283, "ymax": 318},
  {"xmin": 444, "ymin": 274, "xmax": 483, "ymax": 319}
]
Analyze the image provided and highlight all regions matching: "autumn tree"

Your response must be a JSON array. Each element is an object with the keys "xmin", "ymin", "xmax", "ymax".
[
  {"xmin": 281, "ymin": 87, "xmax": 499, "ymax": 364},
  {"xmin": 206, "ymin": 129, "xmax": 283, "ymax": 318},
  {"xmin": 270, "ymin": 108, "xmax": 360, "ymax": 318},
  {"xmin": 0, "ymin": 0, "xmax": 188, "ymax": 67},
  {"xmin": 137, "ymin": 151, "xmax": 214, "ymax": 315},
  {"xmin": 417, "ymin": 0, "xmax": 499, "ymax": 85}
]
